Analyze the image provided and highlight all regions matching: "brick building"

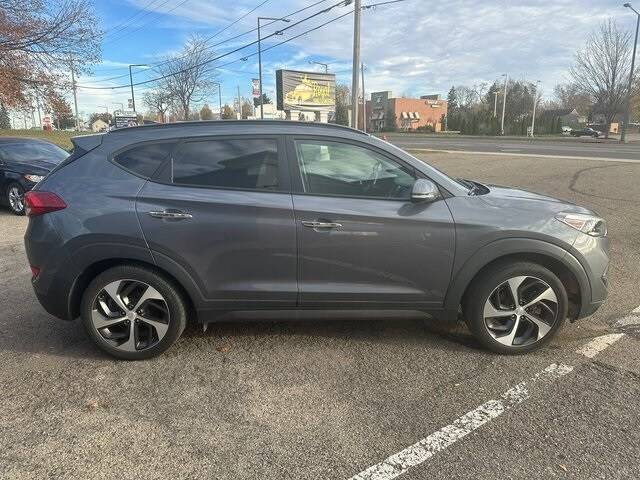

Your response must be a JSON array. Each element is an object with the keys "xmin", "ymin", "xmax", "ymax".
[{"xmin": 365, "ymin": 91, "xmax": 448, "ymax": 132}]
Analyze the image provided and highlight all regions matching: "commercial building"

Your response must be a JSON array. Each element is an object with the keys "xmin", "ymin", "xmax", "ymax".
[{"xmin": 365, "ymin": 91, "xmax": 448, "ymax": 132}]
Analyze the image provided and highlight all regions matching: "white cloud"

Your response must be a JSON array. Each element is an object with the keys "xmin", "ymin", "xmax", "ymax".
[{"xmin": 85, "ymin": 0, "xmax": 637, "ymax": 113}]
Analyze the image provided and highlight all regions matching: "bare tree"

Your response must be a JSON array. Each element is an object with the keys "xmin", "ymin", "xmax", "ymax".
[
  {"xmin": 143, "ymin": 89, "xmax": 172, "ymax": 123},
  {"xmin": 157, "ymin": 35, "xmax": 217, "ymax": 121},
  {"xmin": 570, "ymin": 19, "xmax": 631, "ymax": 137},
  {"xmin": 0, "ymin": 0, "xmax": 101, "ymax": 107},
  {"xmin": 553, "ymin": 83, "xmax": 593, "ymax": 115}
]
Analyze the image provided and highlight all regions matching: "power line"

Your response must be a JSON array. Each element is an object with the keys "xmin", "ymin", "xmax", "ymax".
[
  {"xmin": 102, "ymin": 0, "xmax": 192, "ymax": 46},
  {"xmin": 77, "ymin": 0, "xmax": 350, "ymax": 90},
  {"xmin": 101, "ymin": 0, "xmax": 167, "ymax": 37},
  {"xmin": 96, "ymin": 0, "xmax": 330, "ymax": 83}
]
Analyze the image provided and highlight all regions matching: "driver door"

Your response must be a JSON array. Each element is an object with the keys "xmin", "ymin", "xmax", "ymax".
[{"xmin": 287, "ymin": 137, "xmax": 455, "ymax": 308}]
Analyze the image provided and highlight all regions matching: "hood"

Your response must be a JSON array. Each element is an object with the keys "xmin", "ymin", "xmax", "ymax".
[
  {"xmin": 3, "ymin": 158, "xmax": 58, "ymax": 174},
  {"xmin": 479, "ymin": 183, "xmax": 593, "ymax": 215}
]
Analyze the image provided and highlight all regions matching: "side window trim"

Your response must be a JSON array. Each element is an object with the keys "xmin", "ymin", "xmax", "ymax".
[
  {"xmin": 287, "ymin": 135, "xmax": 419, "ymax": 201},
  {"xmin": 149, "ymin": 134, "xmax": 291, "ymax": 194}
]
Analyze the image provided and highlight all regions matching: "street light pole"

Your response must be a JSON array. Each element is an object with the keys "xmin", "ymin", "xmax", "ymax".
[
  {"xmin": 309, "ymin": 60, "xmax": 329, "ymax": 73},
  {"xmin": 128, "ymin": 64, "xmax": 148, "ymax": 113},
  {"xmin": 622, "ymin": 3, "xmax": 640, "ymax": 143},
  {"xmin": 351, "ymin": 0, "xmax": 362, "ymax": 129},
  {"xmin": 212, "ymin": 82, "xmax": 222, "ymax": 119},
  {"xmin": 530, "ymin": 80, "xmax": 541, "ymax": 138},
  {"xmin": 361, "ymin": 62, "xmax": 366, "ymax": 133},
  {"xmin": 500, "ymin": 74, "xmax": 508, "ymax": 135},
  {"xmin": 258, "ymin": 17, "xmax": 290, "ymax": 120}
]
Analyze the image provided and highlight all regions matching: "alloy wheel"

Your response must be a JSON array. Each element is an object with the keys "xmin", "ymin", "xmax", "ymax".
[
  {"xmin": 8, "ymin": 186, "xmax": 24, "ymax": 213},
  {"xmin": 90, "ymin": 279, "xmax": 170, "ymax": 352},
  {"xmin": 483, "ymin": 275, "xmax": 559, "ymax": 347}
]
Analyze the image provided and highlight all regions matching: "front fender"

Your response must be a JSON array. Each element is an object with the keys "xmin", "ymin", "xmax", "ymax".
[{"xmin": 443, "ymin": 237, "xmax": 591, "ymax": 314}]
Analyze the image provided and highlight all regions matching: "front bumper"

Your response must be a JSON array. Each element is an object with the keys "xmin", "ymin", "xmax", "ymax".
[{"xmin": 572, "ymin": 233, "xmax": 609, "ymax": 319}]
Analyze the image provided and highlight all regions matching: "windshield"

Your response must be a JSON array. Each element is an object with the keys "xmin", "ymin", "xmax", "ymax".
[{"xmin": 0, "ymin": 142, "xmax": 69, "ymax": 164}]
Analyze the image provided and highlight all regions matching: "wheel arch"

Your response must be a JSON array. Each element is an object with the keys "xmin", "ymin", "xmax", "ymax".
[
  {"xmin": 446, "ymin": 238, "xmax": 589, "ymax": 321},
  {"xmin": 68, "ymin": 257, "xmax": 199, "ymax": 324}
]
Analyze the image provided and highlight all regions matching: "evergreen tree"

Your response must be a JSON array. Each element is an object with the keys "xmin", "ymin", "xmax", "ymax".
[
  {"xmin": 200, "ymin": 104, "xmax": 213, "ymax": 120},
  {"xmin": 0, "ymin": 103, "xmax": 10, "ymax": 129},
  {"xmin": 447, "ymin": 86, "xmax": 458, "ymax": 112}
]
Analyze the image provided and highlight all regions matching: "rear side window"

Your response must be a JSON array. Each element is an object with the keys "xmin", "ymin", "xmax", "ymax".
[
  {"xmin": 113, "ymin": 142, "xmax": 174, "ymax": 178},
  {"xmin": 171, "ymin": 138, "xmax": 280, "ymax": 190}
]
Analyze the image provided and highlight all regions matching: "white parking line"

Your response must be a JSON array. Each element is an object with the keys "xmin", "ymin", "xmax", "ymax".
[
  {"xmin": 347, "ymin": 364, "xmax": 573, "ymax": 480},
  {"xmin": 615, "ymin": 316, "xmax": 640, "ymax": 328},
  {"xmin": 406, "ymin": 148, "xmax": 640, "ymax": 164},
  {"xmin": 575, "ymin": 333, "xmax": 625, "ymax": 358}
]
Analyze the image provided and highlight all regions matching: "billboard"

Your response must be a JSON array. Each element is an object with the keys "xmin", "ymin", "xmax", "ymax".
[
  {"xmin": 276, "ymin": 69, "xmax": 336, "ymax": 111},
  {"xmin": 114, "ymin": 112, "xmax": 138, "ymax": 129},
  {"xmin": 252, "ymin": 78, "xmax": 260, "ymax": 98}
]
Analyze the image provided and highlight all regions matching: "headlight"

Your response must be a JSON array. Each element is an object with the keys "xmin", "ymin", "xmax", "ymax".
[
  {"xmin": 555, "ymin": 212, "xmax": 607, "ymax": 237},
  {"xmin": 24, "ymin": 174, "xmax": 45, "ymax": 183}
]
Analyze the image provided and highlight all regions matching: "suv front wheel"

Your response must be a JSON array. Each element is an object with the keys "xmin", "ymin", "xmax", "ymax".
[
  {"xmin": 464, "ymin": 261, "xmax": 568, "ymax": 354},
  {"xmin": 80, "ymin": 265, "xmax": 187, "ymax": 360}
]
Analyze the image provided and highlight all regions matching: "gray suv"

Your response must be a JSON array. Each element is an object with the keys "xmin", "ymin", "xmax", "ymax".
[{"xmin": 24, "ymin": 121, "xmax": 609, "ymax": 359}]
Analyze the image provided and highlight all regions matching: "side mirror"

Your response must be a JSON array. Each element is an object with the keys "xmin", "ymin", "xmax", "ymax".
[{"xmin": 411, "ymin": 178, "xmax": 440, "ymax": 203}]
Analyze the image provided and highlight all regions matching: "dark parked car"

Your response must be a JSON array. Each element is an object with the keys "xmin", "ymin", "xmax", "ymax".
[
  {"xmin": 570, "ymin": 127, "xmax": 601, "ymax": 138},
  {"xmin": 24, "ymin": 121, "xmax": 609, "ymax": 360},
  {"xmin": 0, "ymin": 137, "xmax": 69, "ymax": 215}
]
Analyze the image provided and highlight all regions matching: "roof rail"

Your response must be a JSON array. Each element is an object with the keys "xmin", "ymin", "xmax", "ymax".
[{"xmin": 108, "ymin": 119, "xmax": 368, "ymax": 135}]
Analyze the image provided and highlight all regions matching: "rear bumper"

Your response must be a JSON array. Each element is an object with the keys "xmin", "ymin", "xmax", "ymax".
[
  {"xmin": 25, "ymin": 214, "xmax": 76, "ymax": 321},
  {"xmin": 32, "ymin": 280, "xmax": 75, "ymax": 320}
]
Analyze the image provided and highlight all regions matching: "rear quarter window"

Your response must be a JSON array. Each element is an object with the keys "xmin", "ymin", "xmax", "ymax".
[{"xmin": 113, "ymin": 142, "xmax": 175, "ymax": 178}]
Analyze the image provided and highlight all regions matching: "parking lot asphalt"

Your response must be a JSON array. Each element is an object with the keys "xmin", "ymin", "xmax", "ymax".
[{"xmin": 1, "ymin": 153, "xmax": 640, "ymax": 479}]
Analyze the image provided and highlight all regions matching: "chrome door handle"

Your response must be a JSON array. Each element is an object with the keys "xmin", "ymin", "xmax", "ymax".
[
  {"xmin": 301, "ymin": 220, "xmax": 342, "ymax": 229},
  {"xmin": 148, "ymin": 210, "xmax": 193, "ymax": 219}
]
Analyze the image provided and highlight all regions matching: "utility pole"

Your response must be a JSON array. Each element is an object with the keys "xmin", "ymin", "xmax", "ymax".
[
  {"xmin": 70, "ymin": 58, "xmax": 79, "ymax": 131},
  {"xmin": 530, "ymin": 80, "xmax": 541, "ymax": 138},
  {"xmin": 257, "ymin": 17, "xmax": 290, "ymax": 119},
  {"xmin": 35, "ymin": 94, "xmax": 42, "ymax": 128},
  {"xmin": 622, "ymin": 3, "xmax": 640, "ymax": 143},
  {"xmin": 493, "ymin": 91, "xmax": 499, "ymax": 118},
  {"xmin": 500, "ymin": 74, "xmax": 508, "ymax": 135},
  {"xmin": 128, "ymin": 64, "xmax": 148, "ymax": 113},
  {"xmin": 361, "ymin": 62, "xmax": 366, "ymax": 133},
  {"xmin": 237, "ymin": 85, "xmax": 241, "ymax": 120},
  {"xmin": 350, "ymin": 0, "xmax": 362, "ymax": 129}
]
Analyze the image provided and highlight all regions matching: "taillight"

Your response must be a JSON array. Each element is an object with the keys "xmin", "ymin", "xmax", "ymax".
[
  {"xmin": 30, "ymin": 266, "xmax": 41, "ymax": 279},
  {"xmin": 24, "ymin": 191, "xmax": 66, "ymax": 217}
]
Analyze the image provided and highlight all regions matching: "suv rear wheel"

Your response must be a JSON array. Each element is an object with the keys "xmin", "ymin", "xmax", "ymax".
[
  {"xmin": 80, "ymin": 265, "xmax": 187, "ymax": 360},
  {"xmin": 464, "ymin": 262, "xmax": 568, "ymax": 354}
]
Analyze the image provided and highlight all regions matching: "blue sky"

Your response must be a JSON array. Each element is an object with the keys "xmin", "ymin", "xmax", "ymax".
[{"xmin": 75, "ymin": 0, "xmax": 636, "ymax": 118}]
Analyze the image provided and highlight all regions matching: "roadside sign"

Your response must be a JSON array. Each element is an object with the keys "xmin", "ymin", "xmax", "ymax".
[
  {"xmin": 114, "ymin": 112, "xmax": 138, "ymax": 129},
  {"xmin": 252, "ymin": 79, "xmax": 260, "ymax": 98},
  {"xmin": 128, "ymin": 99, "xmax": 134, "ymax": 109}
]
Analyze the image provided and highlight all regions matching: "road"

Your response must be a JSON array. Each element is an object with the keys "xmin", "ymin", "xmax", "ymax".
[
  {"xmin": 1, "ymin": 152, "xmax": 640, "ymax": 479},
  {"xmin": 383, "ymin": 133, "xmax": 640, "ymax": 161}
]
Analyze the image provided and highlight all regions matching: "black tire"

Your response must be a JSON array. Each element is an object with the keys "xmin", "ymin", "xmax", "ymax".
[
  {"xmin": 80, "ymin": 265, "xmax": 187, "ymax": 360},
  {"xmin": 6, "ymin": 182, "xmax": 25, "ymax": 215},
  {"xmin": 463, "ymin": 261, "xmax": 568, "ymax": 354}
]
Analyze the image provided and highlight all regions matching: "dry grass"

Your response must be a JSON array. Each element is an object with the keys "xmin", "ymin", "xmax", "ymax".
[{"xmin": 0, "ymin": 129, "xmax": 92, "ymax": 150}]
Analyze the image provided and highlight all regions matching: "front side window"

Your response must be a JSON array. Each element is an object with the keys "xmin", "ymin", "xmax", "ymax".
[
  {"xmin": 172, "ymin": 138, "xmax": 280, "ymax": 190},
  {"xmin": 295, "ymin": 140, "xmax": 415, "ymax": 199}
]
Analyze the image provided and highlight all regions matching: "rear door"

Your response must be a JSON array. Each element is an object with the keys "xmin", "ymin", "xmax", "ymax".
[
  {"xmin": 135, "ymin": 135, "xmax": 297, "ymax": 309},
  {"xmin": 287, "ymin": 136, "xmax": 455, "ymax": 308}
]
